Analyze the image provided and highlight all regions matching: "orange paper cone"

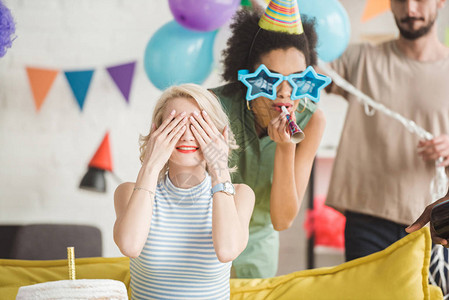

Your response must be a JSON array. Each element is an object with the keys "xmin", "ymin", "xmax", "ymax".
[
  {"xmin": 26, "ymin": 67, "xmax": 59, "ymax": 111},
  {"xmin": 88, "ymin": 132, "xmax": 113, "ymax": 172}
]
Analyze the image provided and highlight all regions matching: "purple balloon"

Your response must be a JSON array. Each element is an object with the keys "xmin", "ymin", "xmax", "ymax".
[{"xmin": 169, "ymin": 0, "xmax": 240, "ymax": 32}]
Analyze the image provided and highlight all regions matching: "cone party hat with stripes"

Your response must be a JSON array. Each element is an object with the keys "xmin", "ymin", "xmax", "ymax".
[{"xmin": 259, "ymin": 0, "xmax": 303, "ymax": 35}]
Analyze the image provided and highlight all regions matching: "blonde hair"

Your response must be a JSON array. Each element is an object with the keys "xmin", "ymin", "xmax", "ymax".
[{"xmin": 139, "ymin": 83, "xmax": 238, "ymax": 181}]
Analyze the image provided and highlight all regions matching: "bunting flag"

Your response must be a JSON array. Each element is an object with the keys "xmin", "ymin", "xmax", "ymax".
[
  {"xmin": 25, "ymin": 62, "xmax": 137, "ymax": 112},
  {"xmin": 64, "ymin": 70, "xmax": 95, "ymax": 111},
  {"xmin": 361, "ymin": 0, "xmax": 390, "ymax": 22},
  {"xmin": 89, "ymin": 132, "xmax": 113, "ymax": 172},
  {"xmin": 445, "ymin": 27, "xmax": 449, "ymax": 47},
  {"xmin": 106, "ymin": 61, "xmax": 136, "ymax": 104},
  {"xmin": 26, "ymin": 67, "xmax": 59, "ymax": 111}
]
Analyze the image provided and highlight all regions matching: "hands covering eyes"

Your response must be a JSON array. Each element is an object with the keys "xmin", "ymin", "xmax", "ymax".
[{"xmin": 190, "ymin": 110, "xmax": 229, "ymax": 177}]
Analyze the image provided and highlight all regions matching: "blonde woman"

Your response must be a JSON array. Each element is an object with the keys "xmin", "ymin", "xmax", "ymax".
[{"xmin": 113, "ymin": 84, "xmax": 255, "ymax": 300}]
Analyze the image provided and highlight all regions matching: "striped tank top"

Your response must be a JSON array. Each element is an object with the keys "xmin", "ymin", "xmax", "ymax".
[{"xmin": 130, "ymin": 173, "xmax": 232, "ymax": 299}]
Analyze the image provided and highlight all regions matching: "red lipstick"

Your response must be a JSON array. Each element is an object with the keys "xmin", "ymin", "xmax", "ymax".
[{"xmin": 176, "ymin": 145, "xmax": 199, "ymax": 153}]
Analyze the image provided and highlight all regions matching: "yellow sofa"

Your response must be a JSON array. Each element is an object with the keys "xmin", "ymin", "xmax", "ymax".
[{"xmin": 0, "ymin": 228, "xmax": 443, "ymax": 299}]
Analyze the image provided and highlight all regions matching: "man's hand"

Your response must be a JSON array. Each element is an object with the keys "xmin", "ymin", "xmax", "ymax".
[{"xmin": 418, "ymin": 135, "xmax": 449, "ymax": 166}]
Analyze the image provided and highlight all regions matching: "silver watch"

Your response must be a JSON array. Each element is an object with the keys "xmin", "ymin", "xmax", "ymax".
[{"xmin": 211, "ymin": 181, "xmax": 235, "ymax": 196}]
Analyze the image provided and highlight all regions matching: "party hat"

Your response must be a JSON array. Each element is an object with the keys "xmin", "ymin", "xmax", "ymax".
[
  {"xmin": 88, "ymin": 132, "xmax": 113, "ymax": 172},
  {"xmin": 259, "ymin": 0, "xmax": 303, "ymax": 34}
]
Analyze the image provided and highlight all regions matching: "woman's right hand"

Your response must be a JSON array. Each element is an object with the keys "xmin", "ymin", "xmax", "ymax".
[
  {"xmin": 143, "ymin": 110, "xmax": 187, "ymax": 171},
  {"xmin": 267, "ymin": 112, "xmax": 291, "ymax": 145}
]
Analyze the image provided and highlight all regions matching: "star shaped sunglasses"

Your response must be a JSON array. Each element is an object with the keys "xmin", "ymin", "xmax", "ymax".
[{"xmin": 238, "ymin": 64, "xmax": 332, "ymax": 102}]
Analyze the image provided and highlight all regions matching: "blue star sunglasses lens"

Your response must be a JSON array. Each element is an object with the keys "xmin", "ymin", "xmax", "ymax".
[{"xmin": 238, "ymin": 64, "xmax": 332, "ymax": 102}]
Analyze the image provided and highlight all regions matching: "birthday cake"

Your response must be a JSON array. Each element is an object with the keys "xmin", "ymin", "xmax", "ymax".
[{"xmin": 15, "ymin": 279, "xmax": 128, "ymax": 300}]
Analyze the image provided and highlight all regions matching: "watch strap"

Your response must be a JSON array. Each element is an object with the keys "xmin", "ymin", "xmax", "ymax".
[{"xmin": 211, "ymin": 181, "xmax": 235, "ymax": 196}]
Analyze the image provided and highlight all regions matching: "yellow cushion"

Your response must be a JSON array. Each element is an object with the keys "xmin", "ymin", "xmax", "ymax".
[
  {"xmin": 0, "ymin": 228, "xmax": 442, "ymax": 300},
  {"xmin": 430, "ymin": 285, "xmax": 444, "ymax": 299},
  {"xmin": 0, "ymin": 257, "xmax": 131, "ymax": 299},
  {"xmin": 230, "ymin": 227, "xmax": 441, "ymax": 300}
]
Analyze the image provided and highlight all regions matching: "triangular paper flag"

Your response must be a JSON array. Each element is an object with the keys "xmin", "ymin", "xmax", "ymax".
[
  {"xmin": 445, "ymin": 27, "xmax": 449, "ymax": 47},
  {"xmin": 106, "ymin": 62, "xmax": 136, "ymax": 104},
  {"xmin": 361, "ymin": 0, "xmax": 390, "ymax": 22},
  {"xmin": 64, "ymin": 70, "xmax": 94, "ymax": 111},
  {"xmin": 89, "ymin": 132, "xmax": 113, "ymax": 172},
  {"xmin": 26, "ymin": 67, "xmax": 58, "ymax": 111}
]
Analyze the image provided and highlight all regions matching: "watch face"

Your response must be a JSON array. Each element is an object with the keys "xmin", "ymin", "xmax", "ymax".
[{"xmin": 224, "ymin": 182, "xmax": 235, "ymax": 195}]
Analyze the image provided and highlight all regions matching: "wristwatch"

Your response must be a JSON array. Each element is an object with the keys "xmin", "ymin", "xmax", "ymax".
[{"xmin": 211, "ymin": 181, "xmax": 235, "ymax": 196}]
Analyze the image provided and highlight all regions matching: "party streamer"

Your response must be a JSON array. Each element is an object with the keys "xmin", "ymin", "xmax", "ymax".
[
  {"xmin": 319, "ymin": 60, "xmax": 449, "ymax": 292},
  {"xmin": 318, "ymin": 60, "xmax": 448, "ymax": 201}
]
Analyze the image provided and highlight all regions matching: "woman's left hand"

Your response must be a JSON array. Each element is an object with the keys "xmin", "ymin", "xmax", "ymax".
[
  {"xmin": 190, "ymin": 110, "xmax": 229, "ymax": 177},
  {"xmin": 267, "ymin": 112, "xmax": 292, "ymax": 145}
]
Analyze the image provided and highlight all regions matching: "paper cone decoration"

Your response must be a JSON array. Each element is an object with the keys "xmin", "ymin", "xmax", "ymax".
[
  {"xmin": 259, "ymin": 0, "xmax": 303, "ymax": 34},
  {"xmin": 106, "ymin": 62, "xmax": 136, "ymax": 104},
  {"xmin": 64, "ymin": 70, "xmax": 95, "ymax": 111},
  {"xmin": 361, "ymin": 0, "xmax": 390, "ymax": 22},
  {"xmin": 88, "ymin": 132, "xmax": 113, "ymax": 172},
  {"xmin": 26, "ymin": 67, "xmax": 59, "ymax": 111}
]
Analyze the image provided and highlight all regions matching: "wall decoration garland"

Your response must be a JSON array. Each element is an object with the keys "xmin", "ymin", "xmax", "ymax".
[{"xmin": 25, "ymin": 62, "xmax": 136, "ymax": 112}]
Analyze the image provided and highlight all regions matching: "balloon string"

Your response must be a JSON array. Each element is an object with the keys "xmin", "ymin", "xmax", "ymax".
[{"xmin": 318, "ymin": 60, "xmax": 447, "ymax": 200}]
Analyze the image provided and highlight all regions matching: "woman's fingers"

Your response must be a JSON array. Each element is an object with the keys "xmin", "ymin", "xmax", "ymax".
[
  {"xmin": 192, "ymin": 111, "xmax": 216, "ymax": 138},
  {"xmin": 270, "ymin": 113, "xmax": 282, "ymax": 127},
  {"xmin": 190, "ymin": 125, "xmax": 206, "ymax": 147},
  {"xmin": 168, "ymin": 125, "xmax": 187, "ymax": 148},
  {"xmin": 149, "ymin": 123, "xmax": 156, "ymax": 135},
  {"xmin": 167, "ymin": 117, "xmax": 188, "ymax": 142},
  {"xmin": 268, "ymin": 117, "xmax": 278, "ymax": 140},
  {"xmin": 190, "ymin": 115, "xmax": 210, "ymax": 143},
  {"xmin": 201, "ymin": 110, "xmax": 221, "ymax": 136},
  {"xmin": 160, "ymin": 112, "xmax": 186, "ymax": 137},
  {"xmin": 154, "ymin": 109, "xmax": 176, "ymax": 134},
  {"xmin": 278, "ymin": 114, "xmax": 288, "ymax": 135},
  {"xmin": 268, "ymin": 113, "xmax": 289, "ymax": 141}
]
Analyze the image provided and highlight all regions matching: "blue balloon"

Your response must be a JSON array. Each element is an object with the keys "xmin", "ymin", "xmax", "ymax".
[
  {"xmin": 297, "ymin": 0, "xmax": 351, "ymax": 62},
  {"xmin": 144, "ymin": 21, "xmax": 217, "ymax": 90}
]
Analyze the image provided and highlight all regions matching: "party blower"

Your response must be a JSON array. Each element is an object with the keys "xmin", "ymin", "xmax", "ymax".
[{"xmin": 281, "ymin": 106, "xmax": 305, "ymax": 143}]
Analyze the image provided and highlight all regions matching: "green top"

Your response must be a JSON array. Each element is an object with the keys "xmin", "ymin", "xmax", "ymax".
[{"xmin": 211, "ymin": 83, "xmax": 316, "ymax": 278}]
